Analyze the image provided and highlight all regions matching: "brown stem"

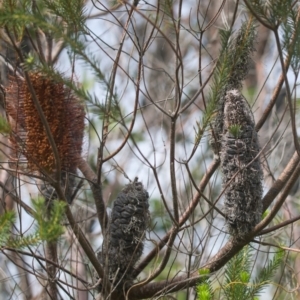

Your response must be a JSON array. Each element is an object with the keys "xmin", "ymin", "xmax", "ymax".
[
  {"xmin": 51, "ymin": 182, "xmax": 111, "ymax": 293},
  {"xmin": 262, "ymin": 151, "xmax": 300, "ymax": 211},
  {"xmin": 0, "ymin": 181, "xmax": 34, "ymax": 216},
  {"xmin": 103, "ymin": 54, "xmax": 143, "ymax": 163},
  {"xmin": 259, "ymin": 214, "xmax": 300, "ymax": 236},
  {"xmin": 5, "ymin": 247, "xmax": 90, "ymax": 286},
  {"xmin": 77, "ymin": 156, "xmax": 108, "ymax": 231},
  {"xmin": 98, "ymin": 3, "xmax": 136, "ymax": 185},
  {"xmin": 273, "ymin": 27, "xmax": 300, "ymax": 157},
  {"xmin": 253, "ymin": 159, "xmax": 300, "ymax": 234},
  {"xmin": 45, "ymin": 197, "xmax": 58, "ymax": 300},
  {"xmin": 46, "ymin": 240, "xmax": 58, "ymax": 300}
]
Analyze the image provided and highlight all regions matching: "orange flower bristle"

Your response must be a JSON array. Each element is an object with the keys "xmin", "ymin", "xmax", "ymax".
[{"xmin": 6, "ymin": 72, "xmax": 85, "ymax": 174}]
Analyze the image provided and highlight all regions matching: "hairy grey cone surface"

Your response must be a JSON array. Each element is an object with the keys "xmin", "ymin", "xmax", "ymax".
[
  {"xmin": 221, "ymin": 90, "xmax": 263, "ymax": 236},
  {"xmin": 98, "ymin": 178, "xmax": 149, "ymax": 291}
]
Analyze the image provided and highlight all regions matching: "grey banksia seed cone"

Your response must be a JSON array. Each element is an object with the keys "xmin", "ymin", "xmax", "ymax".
[
  {"xmin": 98, "ymin": 178, "xmax": 149, "ymax": 291},
  {"xmin": 221, "ymin": 90, "xmax": 263, "ymax": 236}
]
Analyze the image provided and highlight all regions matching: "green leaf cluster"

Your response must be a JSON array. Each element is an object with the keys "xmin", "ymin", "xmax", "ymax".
[
  {"xmin": 281, "ymin": 7, "xmax": 300, "ymax": 74},
  {"xmin": 228, "ymin": 124, "xmax": 242, "ymax": 139},
  {"xmin": 32, "ymin": 197, "xmax": 66, "ymax": 242},
  {"xmin": 0, "ymin": 211, "xmax": 15, "ymax": 246},
  {"xmin": 209, "ymin": 18, "xmax": 256, "ymax": 105},
  {"xmin": 196, "ymin": 246, "xmax": 283, "ymax": 300},
  {"xmin": 7, "ymin": 233, "xmax": 41, "ymax": 249},
  {"xmin": 197, "ymin": 269, "xmax": 212, "ymax": 300},
  {"xmin": 0, "ymin": 197, "xmax": 66, "ymax": 249},
  {"xmin": 43, "ymin": 0, "xmax": 86, "ymax": 28},
  {"xmin": 247, "ymin": 0, "xmax": 293, "ymax": 27},
  {"xmin": 248, "ymin": 1, "xmax": 300, "ymax": 73},
  {"xmin": 223, "ymin": 246, "xmax": 283, "ymax": 300},
  {"xmin": 0, "ymin": 210, "xmax": 40, "ymax": 249},
  {"xmin": 0, "ymin": 116, "xmax": 11, "ymax": 134}
]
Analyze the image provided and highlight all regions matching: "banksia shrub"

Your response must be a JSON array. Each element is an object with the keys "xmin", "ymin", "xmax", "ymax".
[
  {"xmin": 98, "ymin": 178, "xmax": 149, "ymax": 291},
  {"xmin": 221, "ymin": 90, "xmax": 263, "ymax": 236},
  {"xmin": 6, "ymin": 72, "xmax": 85, "ymax": 174}
]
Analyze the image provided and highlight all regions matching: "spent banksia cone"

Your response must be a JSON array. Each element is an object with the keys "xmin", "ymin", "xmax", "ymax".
[
  {"xmin": 98, "ymin": 178, "xmax": 149, "ymax": 291},
  {"xmin": 221, "ymin": 90, "xmax": 263, "ymax": 236},
  {"xmin": 6, "ymin": 72, "xmax": 85, "ymax": 174}
]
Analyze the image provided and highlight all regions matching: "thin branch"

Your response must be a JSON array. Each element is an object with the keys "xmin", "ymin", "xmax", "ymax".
[
  {"xmin": 259, "ymin": 214, "xmax": 300, "ymax": 236},
  {"xmin": 273, "ymin": 27, "xmax": 300, "ymax": 157},
  {"xmin": 262, "ymin": 151, "xmax": 300, "ymax": 211},
  {"xmin": 243, "ymin": 0, "xmax": 276, "ymax": 30},
  {"xmin": 102, "ymin": 54, "xmax": 143, "ymax": 162},
  {"xmin": 98, "ymin": 2, "xmax": 136, "ymax": 183},
  {"xmin": 253, "ymin": 159, "xmax": 300, "ymax": 234},
  {"xmin": 179, "ymin": 62, "xmax": 216, "ymax": 114},
  {"xmin": 255, "ymin": 7, "xmax": 300, "ymax": 132},
  {"xmin": 77, "ymin": 156, "xmax": 108, "ymax": 232},
  {"xmin": 0, "ymin": 181, "xmax": 34, "ymax": 216},
  {"xmin": 133, "ymin": 159, "xmax": 219, "ymax": 277},
  {"xmin": 5, "ymin": 247, "xmax": 90, "ymax": 286}
]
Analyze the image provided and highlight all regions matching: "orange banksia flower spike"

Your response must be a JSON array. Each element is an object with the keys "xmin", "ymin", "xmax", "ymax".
[{"xmin": 6, "ymin": 72, "xmax": 85, "ymax": 175}]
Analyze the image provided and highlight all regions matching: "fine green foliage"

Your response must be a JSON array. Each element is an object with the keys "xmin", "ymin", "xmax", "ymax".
[
  {"xmin": 0, "ymin": 116, "xmax": 11, "ymax": 134},
  {"xmin": 3, "ymin": 198, "xmax": 66, "ymax": 249},
  {"xmin": 228, "ymin": 124, "xmax": 242, "ymax": 139},
  {"xmin": 223, "ymin": 246, "xmax": 253, "ymax": 299},
  {"xmin": 7, "ymin": 234, "xmax": 40, "ymax": 249},
  {"xmin": 197, "ymin": 281, "xmax": 212, "ymax": 300},
  {"xmin": 281, "ymin": 6, "xmax": 300, "ymax": 73},
  {"xmin": 32, "ymin": 197, "xmax": 66, "ymax": 242},
  {"xmin": 223, "ymin": 246, "xmax": 283, "ymax": 300},
  {"xmin": 196, "ymin": 246, "xmax": 284, "ymax": 300},
  {"xmin": 246, "ymin": 249, "xmax": 284, "ymax": 298},
  {"xmin": 246, "ymin": 0, "xmax": 293, "ymax": 27},
  {"xmin": 247, "ymin": 0, "xmax": 300, "ymax": 74},
  {"xmin": 197, "ymin": 269, "xmax": 212, "ymax": 300},
  {"xmin": 209, "ymin": 18, "xmax": 256, "ymax": 105},
  {"xmin": 208, "ymin": 28, "xmax": 232, "ymax": 111},
  {"xmin": 43, "ymin": 0, "xmax": 86, "ymax": 28},
  {"xmin": 0, "ymin": 211, "xmax": 15, "ymax": 246},
  {"xmin": 0, "ymin": 211, "xmax": 40, "ymax": 249}
]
